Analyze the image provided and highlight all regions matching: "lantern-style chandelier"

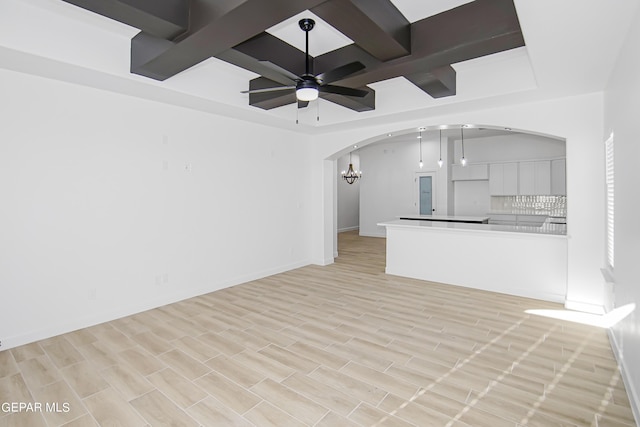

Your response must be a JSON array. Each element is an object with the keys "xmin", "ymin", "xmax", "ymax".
[{"xmin": 341, "ymin": 152, "xmax": 362, "ymax": 184}]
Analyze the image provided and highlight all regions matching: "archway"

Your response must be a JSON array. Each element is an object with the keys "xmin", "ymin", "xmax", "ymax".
[{"xmin": 330, "ymin": 124, "xmax": 566, "ymax": 258}]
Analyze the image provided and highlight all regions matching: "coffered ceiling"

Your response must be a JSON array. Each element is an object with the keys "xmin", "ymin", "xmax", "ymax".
[{"xmin": 0, "ymin": 0, "xmax": 638, "ymax": 132}]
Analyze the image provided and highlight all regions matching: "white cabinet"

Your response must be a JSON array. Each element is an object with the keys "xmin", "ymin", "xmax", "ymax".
[
  {"xmin": 489, "ymin": 162, "xmax": 518, "ymax": 195},
  {"xmin": 451, "ymin": 163, "xmax": 489, "ymax": 181},
  {"xmin": 551, "ymin": 159, "xmax": 566, "ymax": 195},
  {"xmin": 488, "ymin": 159, "xmax": 564, "ymax": 196},
  {"xmin": 519, "ymin": 161, "xmax": 551, "ymax": 195}
]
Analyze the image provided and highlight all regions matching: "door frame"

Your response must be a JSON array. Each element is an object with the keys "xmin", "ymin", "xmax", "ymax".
[{"xmin": 414, "ymin": 172, "xmax": 438, "ymax": 215}]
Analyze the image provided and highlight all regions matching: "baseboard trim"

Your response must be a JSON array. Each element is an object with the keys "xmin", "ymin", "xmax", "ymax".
[
  {"xmin": 338, "ymin": 226, "xmax": 359, "ymax": 233},
  {"xmin": 608, "ymin": 329, "xmax": 640, "ymax": 426},
  {"xmin": 311, "ymin": 257, "xmax": 334, "ymax": 266},
  {"xmin": 1, "ymin": 259, "xmax": 310, "ymax": 351},
  {"xmin": 358, "ymin": 232, "xmax": 386, "ymax": 238},
  {"xmin": 564, "ymin": 299, "xmax": 605, "ymax": 315}
]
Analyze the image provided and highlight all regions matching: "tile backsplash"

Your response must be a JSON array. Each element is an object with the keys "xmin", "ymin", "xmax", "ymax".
[{"xmin": 491, "ymin": 195, "xmax": 566, "ymax": 216}]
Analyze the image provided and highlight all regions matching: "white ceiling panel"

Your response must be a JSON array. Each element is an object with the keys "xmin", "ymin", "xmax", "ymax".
[
  {"xmin": 266, "ymin": 10, "xmax": 353, "ymax": 57},
  {"xmin": 390, "ymin": 0, "xmax": 475, "ymax": 22}
]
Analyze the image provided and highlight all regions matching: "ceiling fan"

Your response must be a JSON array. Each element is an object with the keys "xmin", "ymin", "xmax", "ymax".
[{"xmin": 241, "ymin": 18, "xmax": 370, "ymax": 106}]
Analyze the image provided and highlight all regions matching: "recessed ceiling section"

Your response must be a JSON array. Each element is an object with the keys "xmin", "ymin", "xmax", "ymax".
[
  {"xmin": 54, "ymin": 0, "xmax": 524, "ymax": 114},
  {"xmin": 266, "ymin": 11, "xmax": 353, "ymax": 57},
  {"xmin": 7, "ymin": 0, "xmax": 598, "ymax": 129},
  {"xmin": 239, "ymin": 0, "xmax": 525, "ymax": 112},
  {"xmin": 390, "ymin": 0, "xmax": 476, "ymax": 23},
  {"xmin": 1, "ymin": 0, "xmax": 634, "ymax": 130}
]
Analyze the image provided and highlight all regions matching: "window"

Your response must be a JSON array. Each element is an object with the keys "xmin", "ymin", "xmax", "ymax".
[{"xmin": 605, "ymin": 133, "xmax": 614, "ymax": 269}]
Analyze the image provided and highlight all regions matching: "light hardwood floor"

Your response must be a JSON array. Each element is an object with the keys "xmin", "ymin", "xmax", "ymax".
[{"xmin": 1, "ymin": 231, "xmax": 636, "ymax": 426}]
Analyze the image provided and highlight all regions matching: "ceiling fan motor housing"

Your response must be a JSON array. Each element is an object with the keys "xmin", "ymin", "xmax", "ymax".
[{"xmin": 299, "ymin": 18, "xmax": 315, "ymax": 32}]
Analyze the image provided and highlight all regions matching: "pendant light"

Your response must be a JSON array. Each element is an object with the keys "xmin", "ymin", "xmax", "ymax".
[
  {"xmin": 460, "ymin": 126, "xmax": 467, "ymax": 166},
  {"xmin": 341, "ymin": 152, "xmax": 362, "ymax": 184},
  {"xmin": 418, "ymin": 128, "xmax": 424, "ymax": 169},
  {"xmin": 437, "ymin": 129, "xmax": 444, "ymax": 168}
]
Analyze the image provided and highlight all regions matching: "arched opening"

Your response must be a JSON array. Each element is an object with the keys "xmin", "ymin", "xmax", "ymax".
[{"xmin": 331, "ymin": 124, "xmax": 566, "ymax": 258}]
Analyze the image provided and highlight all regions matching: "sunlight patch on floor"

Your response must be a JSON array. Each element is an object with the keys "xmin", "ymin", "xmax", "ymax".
[{"xmin": 526, "ymin": 303, "xmax": 635, "ymax": 328}]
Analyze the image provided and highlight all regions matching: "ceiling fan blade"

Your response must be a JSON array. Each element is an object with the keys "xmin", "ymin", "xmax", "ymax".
[
  {"xmin": 319, "ymin": 85, "xmax": 369, "ymax": 98},
  {"xmin": 258, "ymin": 61, "xmax": 300, "ymax": 83},
  {"xmin": 241, "ymin": 86, "xmax": 295, "ymax": 94},
  {"xmin": 297, "ymin": 100, "xmax": 309, "ymax": 109},
  {"xmin": 316, "ymin": 62, "xmax": 365, "ymax": 84}
]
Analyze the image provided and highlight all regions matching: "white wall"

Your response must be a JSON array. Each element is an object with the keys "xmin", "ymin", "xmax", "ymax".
[
  {"xmin": 336, "ymin": 154, "xmax": 360, "ymax": 232},
  {"xmin": 452, "ymin": 133, "xmax": 565, "ymax": 163},
  {"xmin": 604, "ymin": 3, "xmax": 640, "ymax": 419},
  {"xmin": 358, "ymin": 135, "xmax": 449, "ymax": 237},
  {"xmin": 453, "ymin": 181, "xmax": 490, "ymax": 216},
  {"xmin": 0, "ymin": 69, "xmax": 312, "ymax": 350}
]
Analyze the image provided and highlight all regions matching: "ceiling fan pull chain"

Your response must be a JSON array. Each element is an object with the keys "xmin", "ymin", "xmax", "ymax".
[
  {"xmin": 317, "ymin": 99, "xmax": 320, "ymax": 122},
  {"xmin": 296, "ymin": 105, "xmax": 299, "ymax": 125}
]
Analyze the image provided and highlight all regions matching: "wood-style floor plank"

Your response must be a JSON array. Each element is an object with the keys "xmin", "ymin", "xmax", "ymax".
[{"xmin": 0, "ymin": 231, "xmax": 636, "ymax": 426}]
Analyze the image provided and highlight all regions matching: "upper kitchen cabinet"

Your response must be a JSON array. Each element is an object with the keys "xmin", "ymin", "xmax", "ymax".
[
  {"xmin": 519, "ymin": 160, "xmax": 551, "ymax": 195},
  {"xmin": 489, "ymin": 162, "xmax": 518, "ymax": 195},
  {"xmin": 551, "ymin": 159, "xmax": 567, "ymax": 195}
]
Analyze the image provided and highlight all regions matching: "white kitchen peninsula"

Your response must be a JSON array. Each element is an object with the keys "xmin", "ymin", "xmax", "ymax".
[{"xmin": 378, "ymin": 219, "xmax": 568, "ymax": 303}]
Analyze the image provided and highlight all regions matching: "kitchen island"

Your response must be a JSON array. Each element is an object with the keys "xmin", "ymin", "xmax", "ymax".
[{"xmin": 378, "ymin": 218, "xmax": 568, "ymax": 303}]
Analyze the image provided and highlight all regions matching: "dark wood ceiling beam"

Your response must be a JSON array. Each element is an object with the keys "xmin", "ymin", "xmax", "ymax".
[
  {"xmin": 311, "ymin": 0, "xmax": 410, "ymax": 61},
  {"xmin": 229, "ymin": 33, "xmax": 308, "ymax": 77},
  {"xmin": 131, "ymin": 0, "xmax": 329, "ymax": 81},
  {"xmin": 328, "ymin": 0, "xmax": 524, "ymax": 90},
  {"xmin": 216, "ymin": 50, "xmax": 293, "ymax": 87},
  {"xmin": 61, "ymin": 0, "xmax": 189, "ymax": 39},
  {"xmin": 63, "ymin": 0, "xmax": 523, "ymax": 110},
  {"xmin": 409, "ymin": 0, "xmax": 523, "ymax": 58},
  {"xmin": 313, "ymin": 44, "xmax": 381, "ymax": 77},
  {"xmin": 405, "ymin": 66, "xmax": 456, "ymax": 98},
  {"xmin": 321, "ymin": 89, "xmax": 375, "ymax": 112}
]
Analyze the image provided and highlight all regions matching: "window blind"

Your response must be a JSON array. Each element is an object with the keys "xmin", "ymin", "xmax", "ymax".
[{"xmin": 605, "ymin": 134, "xmax": 614, "ymax": 269}]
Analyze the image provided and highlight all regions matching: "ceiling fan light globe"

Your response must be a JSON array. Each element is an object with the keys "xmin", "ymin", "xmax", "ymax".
[{"xmin": 297, "ymin": 87, "xmax": 319, "ymax": 101}]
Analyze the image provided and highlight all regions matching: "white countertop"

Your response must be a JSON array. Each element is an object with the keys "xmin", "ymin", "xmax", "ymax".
[{"xmin": 379, "ymin": 218, "xmax": 567, "ymax": 236}]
